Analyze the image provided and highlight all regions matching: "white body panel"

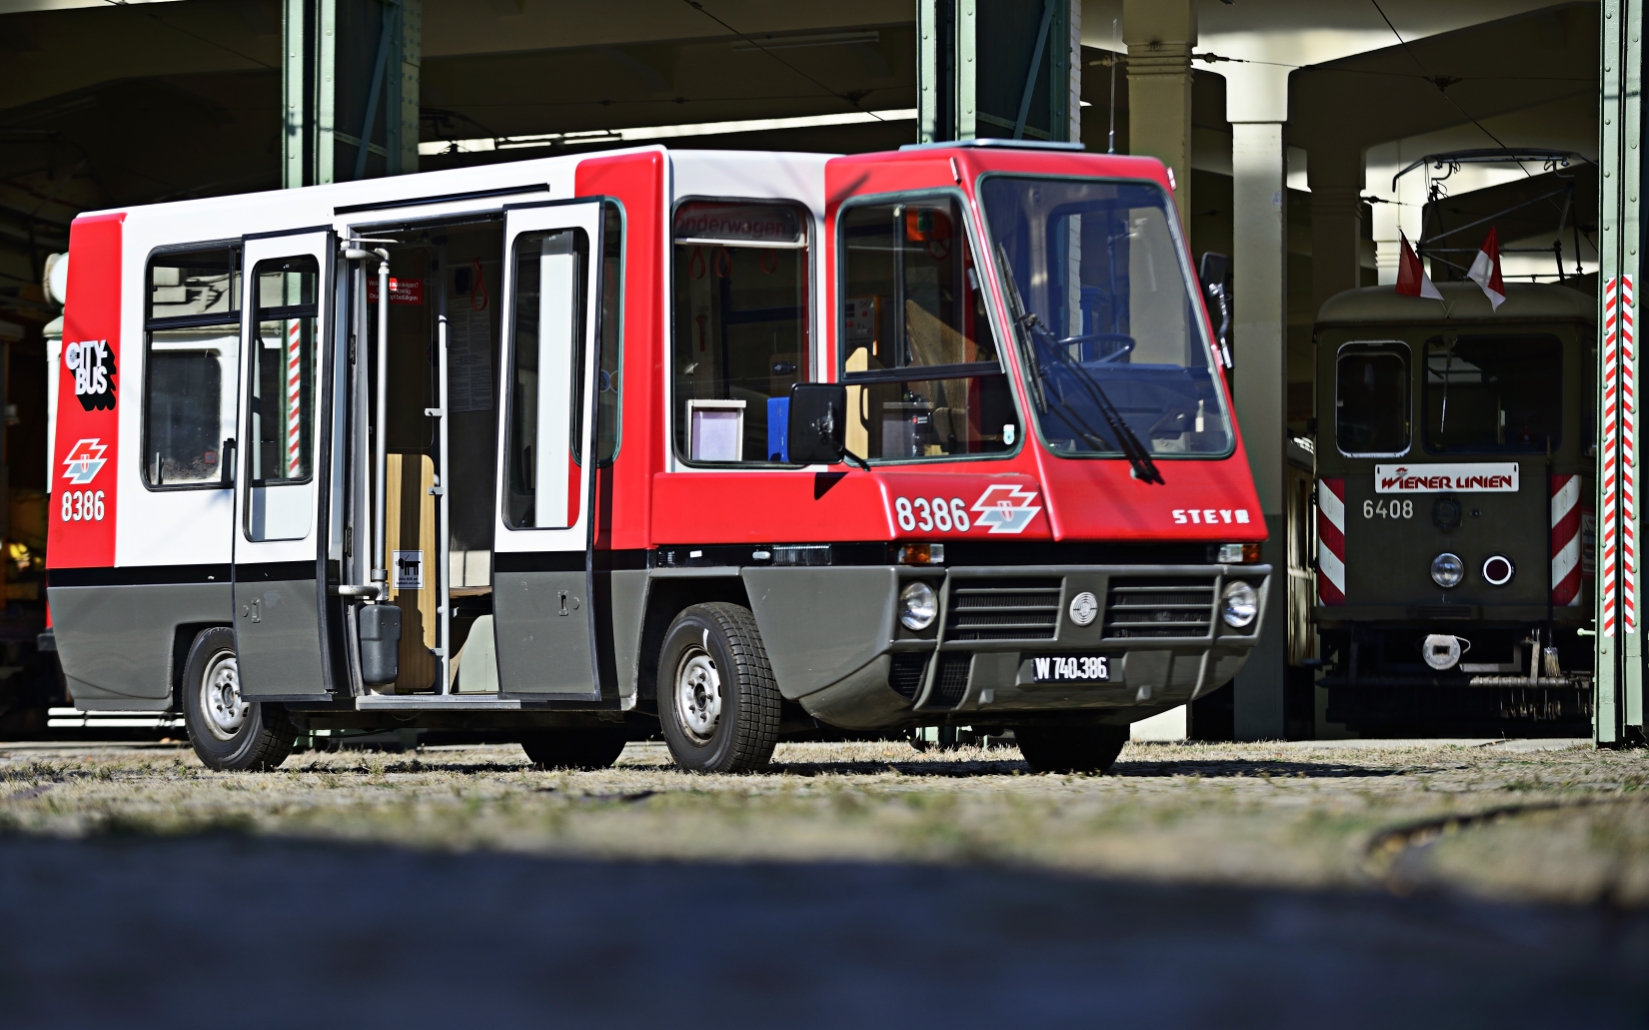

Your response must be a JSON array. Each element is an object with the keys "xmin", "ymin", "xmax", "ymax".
[{"xmin": 79, "ymin": 147, "xmax": 833, "ymax": 569}]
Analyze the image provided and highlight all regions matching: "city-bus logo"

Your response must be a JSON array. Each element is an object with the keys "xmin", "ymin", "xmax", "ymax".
[
  {"xmin": 63, "ymin": 438, "xmax": 108, "ymax": 485},
  {"xmin": 971, "ymin": 484, "xmax": 1041, "ymax": 534},
  {"xmin": 65, "ymin": 339, "xmax": 117, "ymax": 411}
]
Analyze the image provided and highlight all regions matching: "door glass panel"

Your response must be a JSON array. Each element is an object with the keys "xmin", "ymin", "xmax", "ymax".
[
  {"xmin": 505, "ymin": 228, "xmax": 589, "ymax": 529},
  {"xmin": 1335, "ymin": 343, "xmax": 1410, "ymax": 456},
  {"xmin": 245, "ymin": 255, "xmax": 319, "ymax": 540}
]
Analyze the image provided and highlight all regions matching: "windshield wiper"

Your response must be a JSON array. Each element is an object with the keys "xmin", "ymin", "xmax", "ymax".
[{"xmin": 994, "ymin": 244, "xmax": 1164, "ymax": 485}]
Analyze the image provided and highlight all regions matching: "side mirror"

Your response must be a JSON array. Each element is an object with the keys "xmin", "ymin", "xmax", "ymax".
[{"xmin": 787, "ymin": 383, "xmax": 847, "ymax": 466}]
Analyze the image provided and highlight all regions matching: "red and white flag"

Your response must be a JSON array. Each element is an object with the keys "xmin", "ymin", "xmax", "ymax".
[
  {"xmin": 1395, "ymin": 231, "xmax": 1442, "ymax": 300},
  {"xmin": 1466, "ymin": 227, "xmax": 1507, "ymax": 310}
]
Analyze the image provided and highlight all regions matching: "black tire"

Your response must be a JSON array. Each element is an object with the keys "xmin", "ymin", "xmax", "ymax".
[
  {"xmin": 521, "ymin": 728, "xmax": 629, "ymax": 770},
  {"xmin": 1014, "ymin": 724, "xmax": 1128, "ymax": 774},
  {"xmin": 182, "ymin": 627, "xmax": 296, "ymax": 772},
  {"xmin": 657, "ymin": 603, "xmax": 779, "ymax": 773}
]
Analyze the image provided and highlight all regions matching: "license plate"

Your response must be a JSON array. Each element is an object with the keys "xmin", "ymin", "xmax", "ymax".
[{"xmin": 1031, "ymin": 655, "xmax": 1111, "ymax": 683}]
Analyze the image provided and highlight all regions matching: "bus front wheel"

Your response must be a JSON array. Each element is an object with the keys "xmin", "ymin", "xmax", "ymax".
[
  {"xmin": 182, "ymin": 627, "xmax": 296, "ymax": 772},
  {"xmin": 657, "ymin": 603, "xmax": 779, "ymax": 773}
]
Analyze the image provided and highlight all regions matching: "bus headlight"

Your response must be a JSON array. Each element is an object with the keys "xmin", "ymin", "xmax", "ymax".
[
  {"xmin": 1431, "ymin": 552, "xmax": 1464, "ymax": 589},
  {"xmin": 1221, "ymin": 581, "xmax": 1258, "ymax": 629},
  {"xmin": 899, "ymin": 582, "xmax": 938, "ymax": 631}
]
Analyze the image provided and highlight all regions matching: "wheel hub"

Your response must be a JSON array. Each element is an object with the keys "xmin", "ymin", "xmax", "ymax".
[
  {"xmin": 674, "ymin": 648, "xmax": 722, "ymax": 742},
  {"xmin": 200, "ymin": 651, "xmax": 248, "ymax": 741}
]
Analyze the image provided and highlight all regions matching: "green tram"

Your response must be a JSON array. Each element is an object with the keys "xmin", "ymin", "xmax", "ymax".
[{"xmin": 1310, "ymin": 281, "xmax": 1595, "ymax": 735}]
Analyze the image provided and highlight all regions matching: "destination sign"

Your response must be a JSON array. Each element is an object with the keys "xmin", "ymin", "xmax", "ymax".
[{"xmin": 1373, "ymin": 463, "xmax": 1520, "ymax": 493}]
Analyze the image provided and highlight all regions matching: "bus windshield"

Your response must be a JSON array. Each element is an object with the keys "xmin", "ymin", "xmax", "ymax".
[{"xmin": 980, "ymin": 176, "xmax": 1232, "ymax": 464}]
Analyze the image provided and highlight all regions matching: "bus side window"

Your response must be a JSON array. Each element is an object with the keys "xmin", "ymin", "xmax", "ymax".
[
  {"xmin": 1335, "ymin": 341, "xmax": 1410, "ymax": 457},
  {"xmin": 838, "ymin": 194, "xmax": 1016, "ymax": 461},
  {"xmin": 671, "ymin": 199, "xmax": 809, "ymax": 464},
  {"xmin": 143, "ymin": 247, "xmax": 241, "ymax": 488}
]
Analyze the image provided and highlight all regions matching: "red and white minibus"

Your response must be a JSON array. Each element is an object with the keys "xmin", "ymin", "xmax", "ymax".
[{"xmin": 46, "ymin": 140, "xmax": 1269, "ymax": 773}]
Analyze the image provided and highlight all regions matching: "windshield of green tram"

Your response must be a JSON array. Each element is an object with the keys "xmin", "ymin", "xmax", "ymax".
[{"xmin": 979, "ymin": 176, "xmax": 1232, "ymax": 459}]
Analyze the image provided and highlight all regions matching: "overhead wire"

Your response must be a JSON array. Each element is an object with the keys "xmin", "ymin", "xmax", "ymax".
[
  {"xmin": 1367, "ymin": 0, "xmax": 1521, "ymax": 160},
  {"xmin": 676, "ymin": 0, "xmax": 887, "ymax": 121},
  {"xmin": 98, "ymin": 0, "xmax": 275, "ymax": 70}
]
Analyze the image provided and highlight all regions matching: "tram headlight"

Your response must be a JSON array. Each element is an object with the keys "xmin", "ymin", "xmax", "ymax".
[
  {"xmin": 1221, "ymin": 581, "xmax": 1258, "ymax": 629},
  {"xmin": 899, "ymin": 581, "xmax": 939, "ymax": 631},
  {"xmin": 1430, "ymin": 552, "xmax": 1465, "ymax": 589}
]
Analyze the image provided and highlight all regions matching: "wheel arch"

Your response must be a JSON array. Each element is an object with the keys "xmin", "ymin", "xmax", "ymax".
[
  {"xmin": 635, "ymin": 576, "xmax": 751, "ymax": 703},
  {"xmin": 169, "ymin": 623, "xmax": 231, "ymax": 712}
]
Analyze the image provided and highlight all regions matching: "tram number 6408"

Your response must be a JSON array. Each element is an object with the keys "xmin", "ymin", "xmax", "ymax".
[
  {"xmin": 1362, "ymin": 499, "xmax": 1413, "ymax": 520},
  {"xmin": 61, "ymin": 489, "xmax": 106, "ymax": 522}
]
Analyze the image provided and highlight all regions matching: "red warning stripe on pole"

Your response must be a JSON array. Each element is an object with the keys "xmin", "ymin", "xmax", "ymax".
[
  {"xmin": 1602, "ymin": 277, "xmax": 1622, "ymax": 635},
  {"xmin": 1621, "ymin": 275, "xmax": 1636, "ymax": 634}
]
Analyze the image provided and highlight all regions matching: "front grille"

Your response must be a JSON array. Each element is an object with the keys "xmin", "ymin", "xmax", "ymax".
[
  {"xmin": 929, "ymin": 653, "xmax": 972, "ymax": 709},
  {"xmin": 1103, "ymin": 577, "xmax": 1215, "ymax": 638},
  {"xmin": 945, "ymin": 578, "xmax": 1061, "ymax": 641},
  {"xmin": 888, "ymin": 653, "xmax": 930, "ymax": 700}
]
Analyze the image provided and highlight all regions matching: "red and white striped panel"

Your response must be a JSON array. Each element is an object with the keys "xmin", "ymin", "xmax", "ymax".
[
  {"xmin": 1551, "ymin": 474, "xmax": 1583, "ymax": 606},
  {"xmin": 1602, "ymin": 278, "xmax": 1621, "ymax": 635},
  {"xmin": 1317, "ymin": 477, "xmax": 1345, "ymax": 605},
  {"xmin": 1622, "ymin": 275, "xmax": 1636, "ymax": 633},
  {"xmin": 285, "ymin": 318, "xmax": 303, "ymax": 478}
]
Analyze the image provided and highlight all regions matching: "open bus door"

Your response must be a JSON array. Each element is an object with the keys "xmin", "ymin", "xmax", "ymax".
[
  {"xmin": 492, "ymin": 200, "xmax": 606, "ymax": 700},
  {"xmin": 232, "ymin": 230, "xmax": 335, "ymax": 698}
]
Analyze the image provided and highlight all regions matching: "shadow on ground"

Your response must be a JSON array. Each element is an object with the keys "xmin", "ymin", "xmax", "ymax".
[{"xmin": 0, "ymin": 835, "xmax": 1644, "ymax": 1029}]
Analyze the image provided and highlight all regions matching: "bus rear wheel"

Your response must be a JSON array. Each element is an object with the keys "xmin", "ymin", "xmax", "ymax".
[
  {"xmin": 521, "ymin": 728, "xmax": 629, "ymax": 770},
  {"xmin": 1013, "ymin": 724, "xmax": 1128, "ymax": 774},
  {"xmin": 182, "ymin": 627, "xmax": 296, "ymax": 772},
  {"xmin": 657, "ymin": 603, "xmax": 779, "ymax": 773}
]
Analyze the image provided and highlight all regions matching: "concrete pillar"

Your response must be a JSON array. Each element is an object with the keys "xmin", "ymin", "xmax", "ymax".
[
  {"xmin": 1122, "ymin": 0, "xmax": 1193, "ymax": 226},
  {"xmin": 1308, "ymin": 147, "xmax": 1365, "ymax": 312},
  {"xmin": 1223, "ymin": 63, "xmax": 1291, "ymax": 740}
]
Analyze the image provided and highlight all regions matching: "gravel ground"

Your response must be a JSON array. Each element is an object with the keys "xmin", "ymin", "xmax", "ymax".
[{"xmin": 1, "ymin": 738, "xmax": 1646, "ymax": 1026}]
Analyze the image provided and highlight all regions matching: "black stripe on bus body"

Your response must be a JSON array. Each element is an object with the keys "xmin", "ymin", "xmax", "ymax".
[
  {"xmin": 336, "ymin": 184, "xmax": 549, "ymax": 215},
  {"xmin": 50, "ymin": 564, "xmax": 233, "ymax": 588},
  {"xmin": 236, "ymin": 560, "xmax": 320, "ymax": 582},
  {"xmin": 493, "ymin": 551, "xmax": 587, "ymax": 574}
]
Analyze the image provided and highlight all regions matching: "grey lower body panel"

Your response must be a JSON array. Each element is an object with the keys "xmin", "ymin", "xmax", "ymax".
[
  {"xmin": 493, "ymin": 568, "xmax": 598, "ymax": 697},
  {"xmin": 744, "ymin": 563, "xmax": 1270, "ymax": 731},
  {"xmin": 47, "ymin": 582, "xmax": 230, "ymax": 709}
]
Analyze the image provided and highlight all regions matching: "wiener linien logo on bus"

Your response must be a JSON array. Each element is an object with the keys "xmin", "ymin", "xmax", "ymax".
[
  {"xmin": 63, "ymin": 438, "xmax": 107, "ymax": 485},
  {"xmin": 1374, "ymin": 463, "xmax": 1520, "ymax": 493},
  {"xmin": 65, "ymin": 339, "xmax": 117, "ymax": 411}
]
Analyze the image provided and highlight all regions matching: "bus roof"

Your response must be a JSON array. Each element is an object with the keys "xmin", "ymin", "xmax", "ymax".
[{"xmin": 1315, "ymin": 281, "xmax": 1595, "ymax": 326}]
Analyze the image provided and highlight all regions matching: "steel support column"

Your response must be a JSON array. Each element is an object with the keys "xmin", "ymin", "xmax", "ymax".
[
  {"xmin": 282, "ymin": 0, "xmax": 420, "ymax": 189},
  {"xmin": 917, "ymin": 0, "xmax": 1078, "ymax": 145},
  {"xmin": 1596, "ymin": 0, "xmax": 1646, "ymax": 744}
]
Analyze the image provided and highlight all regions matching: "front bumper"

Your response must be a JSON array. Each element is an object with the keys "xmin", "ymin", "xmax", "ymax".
[{"xmin": 784, "ymin": 563, "xmax": 1272, "ymax": 729}]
